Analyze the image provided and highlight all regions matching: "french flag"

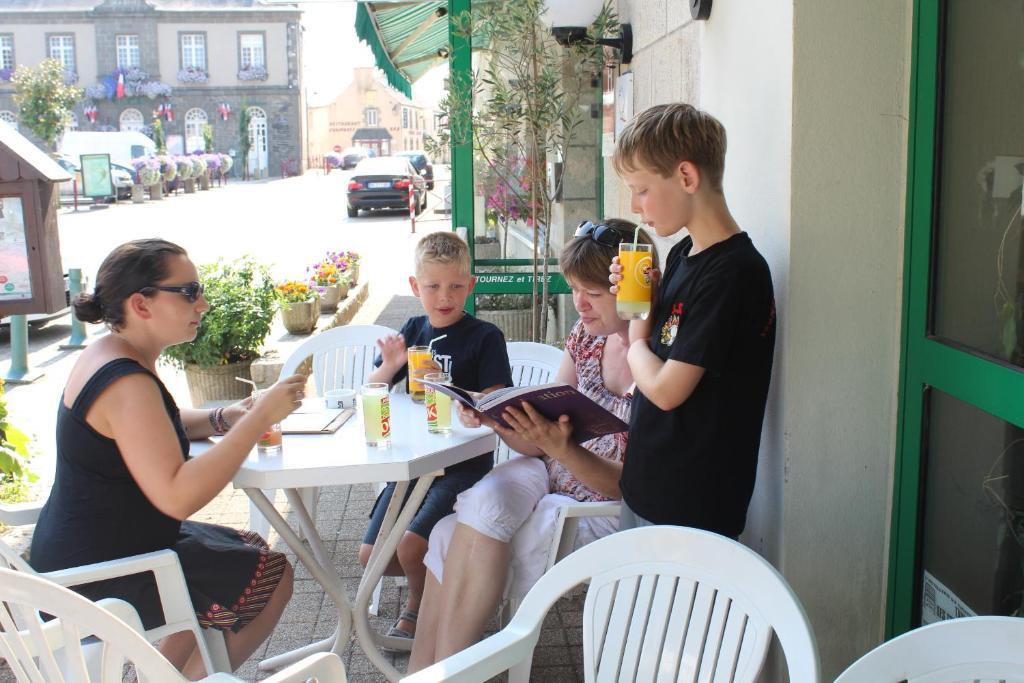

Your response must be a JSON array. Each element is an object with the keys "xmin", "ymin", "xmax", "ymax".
[{"xmin": 116, "ymin": 72, "xmax": 124, "ymax": 99}]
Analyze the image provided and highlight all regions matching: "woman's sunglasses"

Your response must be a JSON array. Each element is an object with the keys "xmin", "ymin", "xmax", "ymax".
[
  {"xmin": 575, "ymin": 221, "xmax": 629, "ymax": 249},
  {"xmin": 140, "ymin": 281, "xmax": 205, "ymax": 303}
]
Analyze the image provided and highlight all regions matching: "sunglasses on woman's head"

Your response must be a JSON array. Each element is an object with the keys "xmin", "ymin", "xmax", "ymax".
[
  {"xmin": 140, "ymin": 281, "xmax": 205, "ymax": 303},
  {"xmin": 575, "ymin": 221, "xmax": 628, "ymax": 249}
]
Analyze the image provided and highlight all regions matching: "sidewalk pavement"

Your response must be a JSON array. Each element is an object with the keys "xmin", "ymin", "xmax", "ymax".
[{"xmin": 1, "ymin": 284, "xmax": 586, "ymax": 682}]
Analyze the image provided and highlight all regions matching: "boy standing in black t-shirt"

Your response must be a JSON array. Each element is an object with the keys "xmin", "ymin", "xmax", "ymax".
[
  {"xmin": 610, "ymin": 103, "xmax": 777, "ymax": 538},
  {"xmin": 360, "ymin": 231, "xmax": 512, "ymax": 641}
]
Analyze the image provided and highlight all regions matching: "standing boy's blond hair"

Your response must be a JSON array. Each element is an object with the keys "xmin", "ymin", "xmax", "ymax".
[
  {"xmin": 414, "ymin": 232, "xmax": 472, "ymax": 276},
  {"xmin": 613, "ymin": 103, "xmax": 727, "ymax": 192}
]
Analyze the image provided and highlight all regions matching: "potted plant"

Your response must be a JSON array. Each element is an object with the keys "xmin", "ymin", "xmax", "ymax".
[
  {"xmin": 334, "ymin": 250, "xmax": 361, "ymax": 286},
  {"xmin": 0, "ymin": 380, "xmax": 35, "ymax": 510},
  {"xmin": 131, "ymin": 157, "xmax": 160, "ymax": 203},
  {"xmin": 162, "ymin": 256, "xmax": 277, "ymax": 406},
  {"xmin": 276, "ymin": 281, "xmax": 320, "ymax": 335},
  {"xmin": 309, "ymin": 257, "xmax": 346, "ymax": 313},
  {"xmin": 219, "ymin": 153, "xmax": 233, "ymax": 183},
  {"xmin": 176, "ymin": 155, "xmax": 196, "ymax": 193},
  {"xmin": 190, "ymin": 155, "xmax": 207, "ymax": 190}
]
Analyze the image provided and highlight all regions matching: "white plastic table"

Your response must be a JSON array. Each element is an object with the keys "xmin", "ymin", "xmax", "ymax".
[{"xmin": 192, "ymin": 393, "xmax": 495, "ymax": 682}]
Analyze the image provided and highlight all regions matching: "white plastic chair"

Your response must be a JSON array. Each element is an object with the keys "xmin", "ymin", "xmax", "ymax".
[
  {"xmin": 499, "ymin": 341, "xmax": 563, "ymax": 465},
  {"xmin": 0, "ymin": 566, "xmax": 346, "ymax": 682},
  {"xmin": 502, "ymin": 342, "xmax": 625, "ymax": 682},
  {"xmin": 834, "ymin": 615, "xmax": 1024, "ymax": 682},
  {"xmin": 0, "ymin": 501, "xmax": 231, "ymax": 675},
  {"xmin": 248, "ymin": 323, "xmax": 398, "ymax": 539},
  {"xmin": 403, "ymin": 526, "xmax": 820, "ymax": 683}
]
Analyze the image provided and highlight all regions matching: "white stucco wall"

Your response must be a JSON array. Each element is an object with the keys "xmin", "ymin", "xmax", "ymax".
[
  {"xmin": 614, "ymin": 0, "xmax": 912, "ymax": 677},
  {"xmin": 784, "ymin": 1, "xmax": 910, "ymax": 675}
]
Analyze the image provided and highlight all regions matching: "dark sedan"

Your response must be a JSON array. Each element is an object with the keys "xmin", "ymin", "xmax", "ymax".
[
  {"xmin": 396, "ymin": 150, "xmax": 434, "ymax": 190},
  {"xmin": 346, "ymin": 157, "xmax": 427, "ymax": 218}
]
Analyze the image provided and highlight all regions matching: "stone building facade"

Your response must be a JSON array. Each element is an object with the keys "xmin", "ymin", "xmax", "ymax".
[
  {"xmin": 307, "ymin": 67, "xmax": 434, "ymax": 159},
  {"xmin": 0, "ymin": 0, "xmax": 303, "ymax": 177}
]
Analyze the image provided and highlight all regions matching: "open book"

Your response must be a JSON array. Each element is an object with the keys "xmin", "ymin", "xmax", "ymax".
[{"xmin": 421, "ymin": 380, "xmax": 629, "ymax": 443}]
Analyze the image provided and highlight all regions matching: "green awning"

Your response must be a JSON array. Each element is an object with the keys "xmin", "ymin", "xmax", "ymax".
[{"xmin": 355, "ymin": 1, "xmax": 450, "ymax": 99}]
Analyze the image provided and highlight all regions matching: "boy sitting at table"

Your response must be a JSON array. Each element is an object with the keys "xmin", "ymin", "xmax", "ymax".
[{"xmin": 360, "ymin": 231, "xmax": 512, "ymax": 641}]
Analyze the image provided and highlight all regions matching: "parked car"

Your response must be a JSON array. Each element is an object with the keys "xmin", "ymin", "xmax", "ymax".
[
  {"xmin": 346, "ymin": 157, "xmax": 427, "ymax": 218},
  {"xmin": 341, "ymin": 147, "xmax": 367, "ymax": 170},
  {"xmin": 396, "ymin": 150, "xmax": 434, "ymax": 190}
]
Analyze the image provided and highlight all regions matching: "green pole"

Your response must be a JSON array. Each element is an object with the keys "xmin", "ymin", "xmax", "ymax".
[
  {"xmin": 60, "ymin": 268, "xmax": 88, "ymax": 349},
  {"xmin": 5, "ymin": 315, "xmax": 43, "ymax": 384},
  {"xmin": 450, "ymin": 0, "xmax": 474, "ymax": 312}
]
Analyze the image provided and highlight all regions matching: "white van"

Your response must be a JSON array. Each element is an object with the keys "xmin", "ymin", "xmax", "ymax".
[{"xmin": 59, "ymin": 131, "xmax": 156, "ymax": 168}]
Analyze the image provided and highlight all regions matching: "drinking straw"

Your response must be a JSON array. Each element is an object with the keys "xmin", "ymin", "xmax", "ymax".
[
  {"xmin": 428, "ymin": 334, "xmax": 448, "ymax": 352},
  {"xmin": 633, "ymin": 225, "xmax": 641, "ymax": 247},
  {"xmin": 236, "ymin": 376, "xmax": 258, "ymax": 397}
]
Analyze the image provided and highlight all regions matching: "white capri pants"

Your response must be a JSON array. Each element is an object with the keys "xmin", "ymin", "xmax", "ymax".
[{"xmin": 423, "ymin": 455, "xmax": 619, "ymax": 601}]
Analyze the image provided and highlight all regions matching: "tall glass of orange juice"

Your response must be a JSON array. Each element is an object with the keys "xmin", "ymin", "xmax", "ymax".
[
  {"xmin": 407, "ymin": 346, "xmax": 438, "ymax": 402},
  {"xmin": 617, "ymin": 243, "xmax": 654, "ymax": 320}
]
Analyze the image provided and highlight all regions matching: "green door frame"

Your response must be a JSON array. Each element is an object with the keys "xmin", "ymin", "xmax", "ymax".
[
  {"xmin": 447, "ymin": 0, "xmax": 569, "ymax": 314},
  {"xmin": 887, "ymin": 0, "xmax": 1024, "ymax": 636}
]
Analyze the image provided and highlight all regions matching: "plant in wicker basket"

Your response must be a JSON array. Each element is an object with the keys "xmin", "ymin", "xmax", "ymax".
[{"xmin": 162, "ymin": 256, "xmax": 277, "ymax": 404}]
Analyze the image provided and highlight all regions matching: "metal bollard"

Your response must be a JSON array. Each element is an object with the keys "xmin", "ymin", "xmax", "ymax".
[
  {"xmin": 4, "ymin": 315, "xmax": 43, "ymax": 384},
  {"xmin": 409, "ymin": 185, "xmax": 416, "ymax": 234},
  {"xmin": 60, "ymin": 268, "xmax": 88, "ymax": 349}
]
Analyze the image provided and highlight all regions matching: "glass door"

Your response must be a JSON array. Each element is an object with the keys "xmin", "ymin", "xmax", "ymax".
[{"xmin": 890, "ymin": 0, "xmax": 1024, "ymax": 634}]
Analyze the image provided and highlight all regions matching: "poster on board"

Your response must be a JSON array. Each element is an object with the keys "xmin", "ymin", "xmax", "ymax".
[
  {"xmin": 0, "ymin": 197, "xmax": 33, "ymax": 301},
  {"xmin": 80, "ymin": 153, "xmax": 114, "ymax": 199}
]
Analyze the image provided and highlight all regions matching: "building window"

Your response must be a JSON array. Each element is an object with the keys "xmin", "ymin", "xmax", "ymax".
[
  {"xmin": 239, "ymin": 33, "xmax": 265, "ymax": 69},
  {"xmin": 0, "ymin": 110, "xmax": 18, "ymax": 131},
  {"xmin": 116, "ymin": 34, "xmax": 139, "ymax": 69},
  {"xmin": 0, "ymin": 36, "xmax": 13, "ymax": 72},
  {"xmin": 402, "ymin": 107, "xmax": 409, "ymax": 129},
  {"xmin": 48, "ymin": 34, "xmax": 75, "ymax": 71},
  {"xmin": 366, "ymin": 90, "xmax": 377, "ymax": 106},
  {"xmin": 119, "ymin": 108, "xmax": 144, "ymax": 133},
  {"xmin": 180, "ymin": 33, "xmax": 206, "ymax": 70},
  {"xmin": 365, "ymin": 108, "xmax": 378, "ymax": 126},
  {"xmin": 184, "ymin": 108, "xmax": 208, "ymax": 153}
]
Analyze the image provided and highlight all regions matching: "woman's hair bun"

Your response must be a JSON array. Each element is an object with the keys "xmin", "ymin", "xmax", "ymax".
[{"xmin": 72, "ymin": 292, "xmax": 104, "ymax": 324}]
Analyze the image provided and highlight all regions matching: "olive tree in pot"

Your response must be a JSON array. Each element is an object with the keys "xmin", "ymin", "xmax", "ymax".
[{"xmin": 162, "ymin": 256, "xmax": 277, "ymax": 406}]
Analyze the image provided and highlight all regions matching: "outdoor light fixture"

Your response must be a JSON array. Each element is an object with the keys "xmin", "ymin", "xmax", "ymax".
[{"xmin": 541, "ymin": 0, "xmax": 633, "ymax": 64}]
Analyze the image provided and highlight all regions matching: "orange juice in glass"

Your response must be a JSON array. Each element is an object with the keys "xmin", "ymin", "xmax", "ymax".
[
  {"xmin": 617, "ymin": 243, "xmax": 654, "ymax": 320},
  {"xmin": 407, "ymin": 346, "xmax": 438, "ymax": 403}
]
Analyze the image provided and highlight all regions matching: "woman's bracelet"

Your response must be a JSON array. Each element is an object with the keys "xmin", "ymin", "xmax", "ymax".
[
  {"xmin": 220, "ymin": 407, "xmax": 234, "ymax": 431},
  {"xmin": 208, "ymin": 407, "xmax": 230, "ymax": 435}
]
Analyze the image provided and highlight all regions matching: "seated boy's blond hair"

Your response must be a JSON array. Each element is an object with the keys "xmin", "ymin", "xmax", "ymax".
[
  {"xmin": 614, "ymin": 103, "xmax": 727, "ymax": 193},
  {"xmin": 415, "ymin": 232, "xmax": 472, "ymax": 275}
]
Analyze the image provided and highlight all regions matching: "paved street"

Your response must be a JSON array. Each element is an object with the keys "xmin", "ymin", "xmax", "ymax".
[{"xmin": 0, "ymin": 169, "xmax": 588, "ymax": 682}]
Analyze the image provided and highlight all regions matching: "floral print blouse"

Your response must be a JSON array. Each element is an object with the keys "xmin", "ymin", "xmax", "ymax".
[{"xmin": 546, "ymin": 320, "xmax": 632, "ymax": 502}]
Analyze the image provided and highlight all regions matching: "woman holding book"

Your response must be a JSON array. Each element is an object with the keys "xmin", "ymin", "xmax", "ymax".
[{"xmin": 409, "ymin": 220, "xmax": 657, "ymax": 672}]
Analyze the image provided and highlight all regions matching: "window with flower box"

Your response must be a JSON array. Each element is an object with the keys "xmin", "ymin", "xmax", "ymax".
[
  {"xmin": 239, "ymin": 33, "xmax": 265, "ymax": 69},
  {"xmin": 180, "ymin": 33, "xmax": 206, "ymax": 71},
  {"xmin": 116, "ymin": 34, "xmax": 139, "ymax": 69}
]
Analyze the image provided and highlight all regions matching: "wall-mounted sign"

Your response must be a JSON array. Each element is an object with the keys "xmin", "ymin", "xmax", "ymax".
[
  {"xmin": 0, "ymin": 197, "xmax": 32, "ymax": 301},
  {"xmin": 79, "ymin": 154, "xmax": 114, "ymax": 199}
]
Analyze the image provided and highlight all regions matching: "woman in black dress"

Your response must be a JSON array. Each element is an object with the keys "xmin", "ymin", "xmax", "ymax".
[{"xmin": 30, "ymin": 239, "xmax": 306, "ymax": 678}]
